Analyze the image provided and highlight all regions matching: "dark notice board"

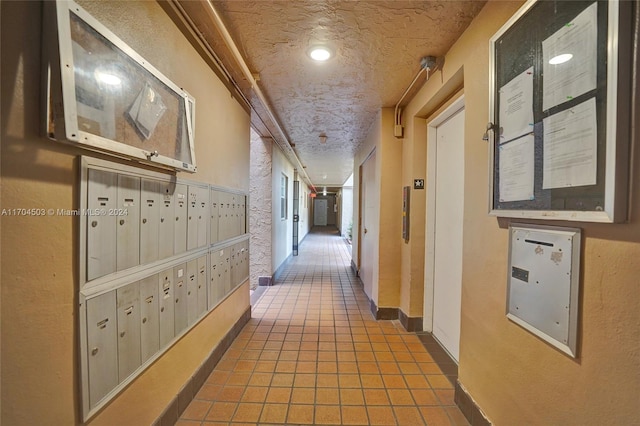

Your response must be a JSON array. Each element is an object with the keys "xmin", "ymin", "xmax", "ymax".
[{"xmin": 490, "ymin": 0, "xmax": 632, "ymax": 221}]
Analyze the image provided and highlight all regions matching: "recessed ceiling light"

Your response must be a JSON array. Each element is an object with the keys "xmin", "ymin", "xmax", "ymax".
[
  {"xmin": 549, "ymin": 53, "xmax": 573, "ymax": 65},
  {"xmin": 308, "ymin": 46, "xmax": 332, "ymax": 62}
]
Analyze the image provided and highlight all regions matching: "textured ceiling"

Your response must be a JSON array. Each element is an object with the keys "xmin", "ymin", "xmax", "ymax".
[{"xmin": 178, "ymin": 1, "xmax": 486, "ymax": 187}]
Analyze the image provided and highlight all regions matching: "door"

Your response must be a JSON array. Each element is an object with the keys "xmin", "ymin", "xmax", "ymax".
[
  {"xmin": 359, "ymin": 150, "xmax": 376, "ymax": 299},
  {"xmin": 427, "ymin": 102, "xmax": 465, "ymax": 362},
  {"xmin": 314, "ymin": 199, "xmax": 328, "ymax": 226}
]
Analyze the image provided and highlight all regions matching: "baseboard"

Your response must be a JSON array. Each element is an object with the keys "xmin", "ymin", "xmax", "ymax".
[
  {"xmin": 455, "ymin": 380, "xmax": 492, "ymax": 426},
  {"xmin": 152, "ymin": 306, "xmax": 252, "ymax": 426},
  {"xmin": 369, "ymin": 299, "xmax": 399, "ymax": 320},
  {"xmin": 398, "ymin": 309, "xmax": 423, "ymax": 332},
  {"xmin": 258, "ymin": 276, "xmax": 273, "ymax": 286},
  {"xmin": 350, "ymin": 259, "xmax": 359, "ymax": 276},
  {"xmin": 273, "ymin": 253, "xmax": 293, "ymax": 281}
]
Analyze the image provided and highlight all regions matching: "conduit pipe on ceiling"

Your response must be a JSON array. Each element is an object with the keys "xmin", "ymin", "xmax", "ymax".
[
  {"xmin": 201, "ymin": 0, "xmax": 316, "ymax": 192},
  {"xmin": 393, "ymin": 56, "xmax": 438, "ymax": 138}
]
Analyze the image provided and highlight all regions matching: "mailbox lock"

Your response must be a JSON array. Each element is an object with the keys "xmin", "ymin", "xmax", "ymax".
[
  {"xmin": 91, "ymin": 221, "xmax": 98, "ymax": 227},
  {"xmin": 142, "ymin": 317, "xmax": 147, "ymax": 324},
  {"xmin": 160, "ymin": 307, "xmax": 165, "ymax": 313},
  {"xmin": 91, "ymin": 347, "xmax": 99, "ymax": 356},
  {"xmin": 142, "ymin": 218, "xmax": 147, "ymax": 224},
  {"xmin": 119, "ymin": 219, "xmax": 125, "ymax": 226},
  {"xmin": 120, "ymin": 331, "xmax": 126, "ymax": 338},
  {"xmin": 175, "ymin": 217, "xmax": 179, "ymax": 221},
  {"xmin": 161, "ymin": 218, "xmax": 165, "ymax": 223}
]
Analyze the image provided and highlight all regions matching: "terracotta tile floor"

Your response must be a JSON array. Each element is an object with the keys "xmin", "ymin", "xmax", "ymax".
[{"xmin": 178, "ymin": 227, "xmax": 468, "ymax": 425}]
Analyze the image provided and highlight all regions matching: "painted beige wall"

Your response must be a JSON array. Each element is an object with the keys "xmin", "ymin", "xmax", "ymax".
[
  {"xmin": 401, "ymin": 0, "xmax": 640, "ymax": 423},
  {"xmin": 353, "ymin": 109, "xmax": 402, "ymax": 309},
  {"xmin": 377, "ymin": 109, "xmax": 402, "ymax": 308},
  {"xmin": 1, "ymin": 1, "xmax": 250, "ymax": 424}
]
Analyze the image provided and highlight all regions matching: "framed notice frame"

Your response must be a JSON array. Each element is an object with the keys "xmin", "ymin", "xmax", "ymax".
[
  {"xmin": 488, "ymin": 0, "xmax": 633, "ymax": 222},
  {"xmin": 43, "ymin": 0, "xmax": 197, "ymax": 172}
]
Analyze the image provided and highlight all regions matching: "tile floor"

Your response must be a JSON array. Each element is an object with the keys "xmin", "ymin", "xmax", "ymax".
[{"xmin": 178, "ymin": 227, "xmax": 468, "ymax": 425}]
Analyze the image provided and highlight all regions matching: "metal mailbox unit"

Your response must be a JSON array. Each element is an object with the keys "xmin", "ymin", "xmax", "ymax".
[{"xmin": 78, "ymin": 157, "xmax": 249, "ymax": 420}]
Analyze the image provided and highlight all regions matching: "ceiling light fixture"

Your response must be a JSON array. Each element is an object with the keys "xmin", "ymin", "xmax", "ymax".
[
  {"xmin": 319, "ymin": 134, "xmax": 327, "ymax": 144},
  {"xmin": 308, "ymin": 46, "xmax": 332, "ymax": 62}
]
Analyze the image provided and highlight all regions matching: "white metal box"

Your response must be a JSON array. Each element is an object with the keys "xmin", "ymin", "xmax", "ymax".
[{"xmin": 507, "ymin": 224, "xmax": 581, "ymax": 357}]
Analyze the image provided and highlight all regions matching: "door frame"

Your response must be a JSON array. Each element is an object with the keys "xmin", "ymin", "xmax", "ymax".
[
  {"xmin": 423, "ymin": 95, "xmax": 465, "ymax": 334},
  {"xmin": 313, "ymin": 198, "xmax": 328, "ymax": 226},
  {"xmin": 357, "ymin": 148, "xmax": 376, "ymax": 283}
]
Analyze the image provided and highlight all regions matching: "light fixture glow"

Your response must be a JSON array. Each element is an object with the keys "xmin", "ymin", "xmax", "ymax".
[
  {"xmin": 549, "ymin": 53, "xmax": 573, "ymax": 65},
  {"xmin": 95, "ymin": 70, "xmax": 122, "ymax": 86},
  {"xmin": 309, "ymin": 47, "xmax": 332, "ymax": 61}
]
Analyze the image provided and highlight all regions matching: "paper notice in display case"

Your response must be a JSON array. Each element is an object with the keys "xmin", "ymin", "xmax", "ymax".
[
  {"xmin": 542, "ymin": 98, "xmax": 597, "ymax": 190},
  {"xmin": 499, "ymin": 67, "xmax": 534, "ymax": 143},
  {"xmin": 499, "ymin": 135, "xmax": 534, "ymax": 202},
  {"xmin": 542, "ymin": 2, "xmax": 597, "ymax": 111}
]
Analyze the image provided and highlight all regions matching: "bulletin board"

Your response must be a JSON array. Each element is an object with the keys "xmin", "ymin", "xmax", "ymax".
[
  {"xmin": 44, "ymin": 0, "xmax": 197, "ymax": 172},
  {"xmin": 488, "ymin": 0, "xmax": 632, "ymax": 222}
]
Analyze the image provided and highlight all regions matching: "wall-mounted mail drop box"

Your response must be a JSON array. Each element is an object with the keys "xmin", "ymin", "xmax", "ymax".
[{"xmin": 507, "ymin": 224, "xmax": 581, "ymax": 357}]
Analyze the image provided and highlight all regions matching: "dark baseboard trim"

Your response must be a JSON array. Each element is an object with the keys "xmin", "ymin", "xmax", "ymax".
[
  {"xmin": 455, "ymin": 380, "xmax": 492, "ymax": 426},
  {"xmin": 369, "ymin": 299, "xmax": 399, "ymax": 320},
  {"xmin": 258, "ymin": 276, "xmax": 273, "ymax": 286},
  {"xmin": 350, "ymin": 259, "xmax": 358, "ymax": 276},
  {"xmin": 250, "ymin": 285, "xmax": 267, "ymax": 306},
  {"xmin": 299, "ymin": 232, "xmax": 309, "ymax": 246},
  {"xmin": 153, "ymin": 306, "xmax": 252, "ymax": 426},
  {"xmin": 398, "ymin": 309, "xmax": 423, "ymax": 332},
  {"xmin": 273, "ymin": 253, "xmax": 293, "ymax": 282}
]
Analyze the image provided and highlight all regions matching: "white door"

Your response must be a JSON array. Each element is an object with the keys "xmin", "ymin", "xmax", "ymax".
[
  {"xmin": 314, "ymin": 199, "xmax": 328, "ymax": 226},
  {"xmin": 359, "ymin": 150, "xmax": 376, "ymax": 299},
  {"xmin": 428, "ymin": 103, "xmax": 464, "ymax": 362}
]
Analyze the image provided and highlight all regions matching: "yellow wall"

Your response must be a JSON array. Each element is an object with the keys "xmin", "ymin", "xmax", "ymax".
[
  {"xmin": 1, "ymin": 1, "xmax": 250, "ymax": 424},
  {"xmin": 377, "ymin": 109, "xmax": 402, "ymax": 308},
  {"xmin": 353, "ymin": 109, "xmax": 402, "ymax": 309},
  {"xmin": 401, "ymin": 0, "xmax": 640, "ymax": 423}
]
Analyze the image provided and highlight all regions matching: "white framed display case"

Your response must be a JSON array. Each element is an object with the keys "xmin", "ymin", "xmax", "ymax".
[
  {"xmin": 43, "ymin": 0, "xmax": 197, "ymax": 172},
  {"xmin": 488, "ymin": 0, "xmax": 632, "ymax": 222}
]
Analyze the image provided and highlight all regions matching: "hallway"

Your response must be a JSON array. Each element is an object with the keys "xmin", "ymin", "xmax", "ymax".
[{"xmin": 178, "ymin": 228, "xmax": 468, "ymax": 425}]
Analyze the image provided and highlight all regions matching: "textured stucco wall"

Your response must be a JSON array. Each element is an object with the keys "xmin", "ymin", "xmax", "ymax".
[
  {"xmin": 249, "ymin": 129, "xmax": 273, "ymax": 288},
  {"xmin": 1, "ymin": 1, "xmax": 250, "ymax": 424}
]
